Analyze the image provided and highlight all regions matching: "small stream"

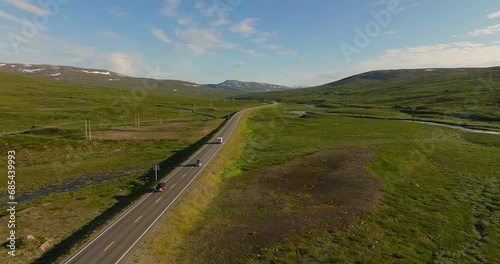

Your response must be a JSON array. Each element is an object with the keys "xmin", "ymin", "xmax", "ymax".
[
  {"xmin": 304, "ymin": 104, "xmax": 499, "ymax": 135},
  {"xmin": 0, "ymin": 180, "xmax": 86, "ymax": 208},
  {"xmin": 405, "ymin": 120, "xmax": 500, "ymax": 135}
]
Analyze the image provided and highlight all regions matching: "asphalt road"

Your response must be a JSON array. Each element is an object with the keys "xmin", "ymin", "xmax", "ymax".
[{"xmin": 63, "ymin": 109, "xmax": 250, "ymax": 264}]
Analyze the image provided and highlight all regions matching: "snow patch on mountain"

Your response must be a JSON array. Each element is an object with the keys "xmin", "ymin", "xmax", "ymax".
[
  {"xmin": 204, "ymin": 80, "xmax": 290, "ymax": 92},
  {"xmin": 22, "ymin": 68, "xmax": 44, "ymax": 73},
  {"xmin": 82, "ymin": 70, "xmax": 111, "ymax": 75}
]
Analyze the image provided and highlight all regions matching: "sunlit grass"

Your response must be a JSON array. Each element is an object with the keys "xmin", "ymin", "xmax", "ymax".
[{"xmin": 140, "ymin": 103, "xmax": 499, "ymax": 263}]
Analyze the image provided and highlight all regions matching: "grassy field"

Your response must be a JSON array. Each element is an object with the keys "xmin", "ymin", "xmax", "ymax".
[
  {"xmin": 135, "ymin": 103, "xmax": 499, "ymax": 263},
  {"xmin": 238, "ymin": 67, "xmax": 500, "ymax": 131},
  {"xmin": 0, "ymin": 72, "xmax": 261, "ymax": 263}
]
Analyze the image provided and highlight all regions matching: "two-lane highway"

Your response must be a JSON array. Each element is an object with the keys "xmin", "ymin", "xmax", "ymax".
[{"xmin": 64, "ymin": 108, "xmax": 251, "ymax": 264}]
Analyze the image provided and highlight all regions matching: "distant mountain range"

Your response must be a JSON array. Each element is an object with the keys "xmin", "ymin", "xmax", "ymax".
[
  {"xmin": 0, "ymin": 62, "xmax": 294, "ymax": 97},
  {"xmin": 203, "ymin": 80, "xmax": 291, "ymax": 92},
  {"xmin": 0, "ymin": 62, "xmax": 246, "ymax": 98}
]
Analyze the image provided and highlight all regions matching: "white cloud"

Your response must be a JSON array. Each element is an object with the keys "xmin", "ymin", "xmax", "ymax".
[
  {"xmin": 0, "ymin": 10, "xmax": 23, "ymax": 24},
  {"xmin": 382, "ymin": 30, "xmax": 400, "ymax": 35},
  {"xmin": 233, "ymin": 61, "xmax": 245, "ymax": 70},
  {"xmin": 100, "ymin": 31, "xmax": 126, "ymax": 39},
  {"xmin": 108, "ymin": 53, "xmax": 136, "ymax": 75},
  {"xmin": 265, "ymin": 44, "xmax": 281, "ymax": 50},
  {"xmin": 212, "ymin": 15, "xmax": 231, "ymax": 26},
  {"xmin": 0, "ymin": 24, "xmax": 14, "ymax": 31},
  {"xmin": 150, "ymin": 27, "xmax": 172, "ymax": 44},
  {"xmin": 244, "ymin": 49, "xmax": 264, "ymax": 58},
  {"xmin": 487, "ymin": 10, "xmax": 500, "ymax": 19},
  {"xmin": 453, "ymin": 41, "xmax": 486, "ymax": 48},
  {"xmin": 161, "ymin": 0, "xmax": 181, "ymax": 17},
  {"xmin": 0, "ymin": 32, "xmax": 152, "ymax": 78},
  {"xmin": 194, "ymin": 1, "xmax": 215, "ymax": 17},
  {"xmin": 177, "ymin": 17, "xmax": 192, "ymax": 25},
  {"xmin": 252, "ymin": 32, "xmax": 273, "ymax": 43},
  {"xmin": 108, "ymin": 7, "xmax": 128, "ymax": 17},
  {"xmin": 2, "ymin": 0, "xmax": 48, "ymax": 16},
  {"xmin": 230, "ymin": 18, "xmax": 260, "ymax": 36},
  {"xmin": 194, "ymin": 1, "xmax": 204, "ymax": 9},
  {"xmin": 348, "ymin": 42, "xmax": 500, "ymax": 74},
  {"xmin": 468, "ymin": 24, "xmax": 500, "ymax": 36},
  {"xmin": 193, "ymin": 0, "xmax": 230, "ymax": 26},
  {"xmin": 276, "ymin": 49, "xmax": 297, "ymax": 56},
  {"xmin": 252, "ymin": 37, "xmax": 267, "ymax": 43},
  {"xmin": 264, "ymin": 44, "xmax": 297, "ymax": 56},
  {"xmin": 174, "ymin": 27, "xmax": 236, "ymax": 56}
]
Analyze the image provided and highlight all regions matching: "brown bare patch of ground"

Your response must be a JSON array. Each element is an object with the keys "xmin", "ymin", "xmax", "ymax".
[
  {"xmin": 177, "ymin": 146, "xmax": 384, "ymax": 263},
  {"xmin": 93, "ymin": 120, "xmax": 222, "ymax": 140}
]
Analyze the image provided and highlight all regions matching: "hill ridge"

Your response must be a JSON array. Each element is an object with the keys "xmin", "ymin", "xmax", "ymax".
[
  {"xmin": 0, "ymin": 62, "xmax": 244, "ymax": 98},
  {"xmin": 204, "ymin": 79, "xmax": 290, "ymax": 92}
]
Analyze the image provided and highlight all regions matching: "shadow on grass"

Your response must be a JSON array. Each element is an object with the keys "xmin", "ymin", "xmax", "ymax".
[{"xmin": 33, "ymin": 115, "xmax": 232, "ymax": 264}]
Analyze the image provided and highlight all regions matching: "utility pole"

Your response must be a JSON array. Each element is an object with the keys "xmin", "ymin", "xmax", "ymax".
[
  {"xmin": 84, "ymin": 119, "xmax": 88, "ymax": 140},
  {"xmin": 135, "ymin": 113, "xmax": 141, "ymax": 126},
  {"xmin": 84, "ymin": 118, "xmax": 92, "ymax": 141},
  {"xmin": 88, "ymin": 119, "xmax": 92, "ymax": 141}
]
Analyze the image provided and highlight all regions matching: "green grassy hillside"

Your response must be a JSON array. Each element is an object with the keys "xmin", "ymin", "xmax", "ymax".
[
  {"xmin": 238, "ymin": 67, "xmax": 500, "ymax": 129},
  {"xmin": 0, "ymin": 71, "xmax": 249, "ymax": 132},
  {"xmin": 0, "ymin": 71, "xmax": 260, "ymax": 263},
  {"xmin": 0, "ymin": 63, "xmax": 246, "ymax": 98}
]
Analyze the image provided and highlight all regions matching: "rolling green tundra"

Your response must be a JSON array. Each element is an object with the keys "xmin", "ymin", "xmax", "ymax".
[{"xmin": 238, "ymin": 67, "xmax": 500, "ymax": 130}]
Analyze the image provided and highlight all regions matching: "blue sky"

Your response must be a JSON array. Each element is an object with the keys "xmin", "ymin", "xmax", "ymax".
[{"xmin": 0, "ymin": 0, "xmax": 499, "ymax": 86}]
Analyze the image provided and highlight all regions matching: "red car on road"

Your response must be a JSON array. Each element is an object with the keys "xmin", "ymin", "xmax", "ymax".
[{"xmin": 155, "ymin": 183, "xmax": 167, "ymax": 192}]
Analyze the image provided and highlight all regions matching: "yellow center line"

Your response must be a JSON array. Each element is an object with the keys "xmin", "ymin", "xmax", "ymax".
[
  {"xmin": 155, "ymin": 197, "xmax": 161, "ymax": 203},
  {"xmin": 171, "ymin": 184, "xmax": 176, "ymax": 189},
  {"xmin": 104, "ymin": 241, "xmax": 114, "ymax": 251},
  {"xmin": 182, "ymin": 173, "xmax": 187, "ymax": 178},
  {"xmin": 134, "ymin": 216, "xmax": 142, "ymax": 223}
]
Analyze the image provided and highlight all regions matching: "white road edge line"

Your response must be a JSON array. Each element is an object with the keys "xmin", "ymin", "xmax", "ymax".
[
  {"xmin": 65, "ymin": 110, "xmax": 246, "ymax": 264},
  {"xmin": 63, "ymin": 192, "xmax": 153, "ymax": 263},
  {"xmin": 65, "ymin": 129, "xmax": 217, "ymax": 262},
  {"xmin": 115, "ymin": 110, "xmax": 247, "ymax": 263}
]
